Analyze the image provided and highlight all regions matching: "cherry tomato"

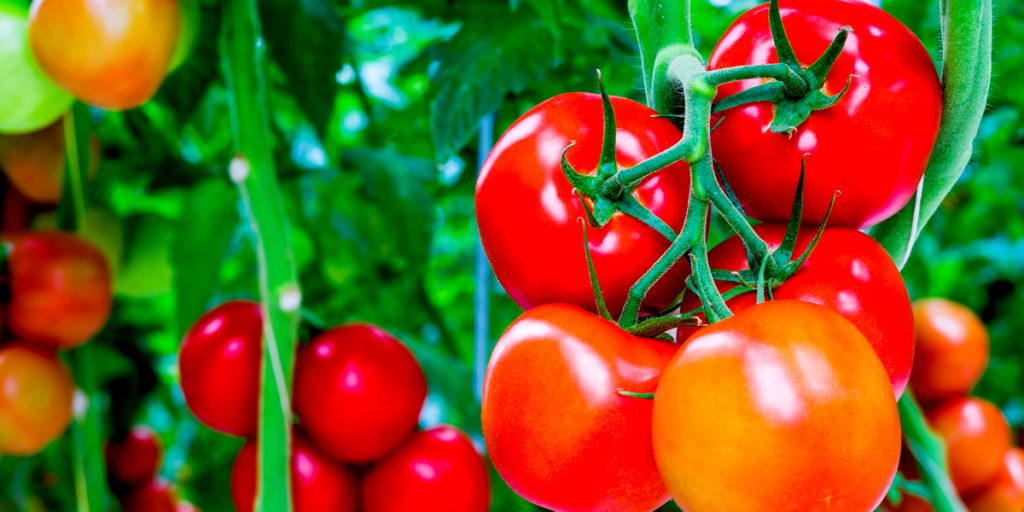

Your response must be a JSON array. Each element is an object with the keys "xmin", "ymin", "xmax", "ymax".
[
  {"xmin": 293, "ymin": 324, "xmax": 426, "ymax": 463},
  {"xmin": 910, "ymin": 298, "xmax": 990, "ymax": 405},
  {"xmin": 708, "ymin": 0, "xmax": 942, "ymax": 228},
  {"xmin": 964, "ymin": 448, "xmax": 1024, "ymax": 512},
  {"xmin": 476, "ymin": 92, "xmax": 691, "ymax": 315},
  {"xmin": 363, "ymin": 425, "xmax": 490, "ymax": 512},
  {"xmin": 654, "ymin": 300, "xmax": 901, "ymax": 511},
  {"xmin": 679, "ymin": 225, "xmax": 914, "ymax": 396},
  {"xmin": 178, "ymin": 300, "xmax": 262, "ymax": 437},
  {"xmin": 0, "ymin": 118, "xmax": 100, "ymax": 203},
  {"xmin": 482, "ymin": 304, "xmax": 674, "ymax": 512},
  {"xmin": 231, "ymin": 431, "xmax": 358, "ymax": 512},
  {"xmin": 0, "ymin": 342, "xmax": 74, "ymax": 455},
  {"xmin": 118, "ymin": 480, "xmax": 178, "ymax": 512},
  {"xmin": 927, "ymin": 397, "xmax": 1012, "ymax": 494},
  {"xmin": 6, "ymin": 230, "xmax": 112, "ymax": 348},
  {"xmin": 105, "ymin": 426, "xmax": 163, "ymax": 488},
  {"xmin": 0, "ymin": 0, "xmax": 72, "ymax": 133},
  {"xmin": 28, "ymin": 0, "xmax": 180, "ymax": 110}
]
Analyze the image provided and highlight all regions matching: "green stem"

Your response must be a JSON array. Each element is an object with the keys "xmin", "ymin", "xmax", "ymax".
[
  {"xmin": 704, "ymin": 63, "xmax": 807, "ymax": 95},
  {"xmin": 628, "ymin": 0, "xmax": 695, "ymax": 114},
  {"xmin": 221, "ymin": 1, "xmax": 301, "ymax": 511},
  {"xmin": 899, "ymin": 392, "xmax": 965, "ymax": 512}
]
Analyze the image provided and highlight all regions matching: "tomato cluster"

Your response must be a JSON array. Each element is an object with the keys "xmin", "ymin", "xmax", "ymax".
[
  {"xmin": 177, "ymin": 301, "xmax": 491, "ymax": 512},
  {"xmin": 105, "ymin": 425, "xmax": 196, "ymax": 512}
]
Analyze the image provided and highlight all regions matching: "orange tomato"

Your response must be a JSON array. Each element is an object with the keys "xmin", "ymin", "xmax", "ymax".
[
  {"xmin": 965, "ymin": 448, "xmax": 1024, "ymax": 512},
  {"xmin": 927, "ymin": 397, "xmax": 1012, "ymax": 494},
  {"xmin": 0, "ymin": 342, "xmax": 75, "ymax": 455},
  {"xmin": 0, "ymin": 118, "xmax": 99, "ymax": 203},
  {"xmin": 910, "ymin": 298, "xmax": 989, "ymax": 404}
]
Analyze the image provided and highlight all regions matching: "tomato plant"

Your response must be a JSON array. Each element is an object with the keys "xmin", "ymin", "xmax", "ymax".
[
  {"xmin": 105, "ymin": 426, "xmax": 163, "ymax": 488},
  {"xmin": 926, "ymin": 397, "xmax": 1012, "ymax": 494},
  {"xmin": 653, "ymin": 300, "xmax": 901, "ymax": 511},
  {"xmin": 0, "ymin": 343, "xmax": 74, "ymax": 455},
  {"xmin": 911, "ymin": 298, "xmax": 990, "ymax": 405},
  {"xmin": 708, "ymin": 0, "xmax": 942, "ymax": 228},
  {"xmin": 964, "ymin": 448, "xmax": 1024, "ymax": 512},
  {"xmin": 481, "ymin": 303, "xmax": 674, "ymax": 512},
  {"xmin": 476, "ymin": 92, "xmax": 691, "ymax": 315}
]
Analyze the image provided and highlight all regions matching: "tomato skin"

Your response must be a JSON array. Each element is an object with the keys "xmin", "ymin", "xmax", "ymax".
[
  {"xmin": 654, "ymin": 300, "xmax": 901, "ymax": 511},
  {"xmin": 7, "ymin": 231, "xmax": 112, "ymax": 348},
  {"xmin": 927, "ymin": 397, "xmax": 1012, "ymax": 494},
  {"xmin": 118, "ymin": 480, "xmax": 178, "ymax": 512},
  {"xmin": 679, "ymin": 225, "xmax": 914, "ymax": 396},
  {"xmin": 28, "ymin": 0, "xmax": 180, "ymax": 110},
  {"xmin": 178, "ymin": 300, "xmax": 262, "ymax": 437},
  {"xmin": 964, "ymin": 448, "xmax": 1024, "ymax": 512},
  {"xmin": 230, "ymin": 432, "xmax": 358, "ymax": 512},
  {"xmin": 0, "ymin": 119, "xmax": 100, "ymax": 204},
  {"xmin": 0, "ymin": 342, "xmax": 75, "ymax": 455},
  {"xmin": 910, "ymin": 298, "xmax": 990, "ymax": 405},
  {"xmin": 362, "ymin": 425, "xmax": 491, "ymax": 512},
  {"xmin": 105, "ymin": 426, "xmax": 163, "ymax": 488},
  {"xmin": 708, "ymin": 0, "xmax": 942, "ymax": 228},
  {"xmin": 476, "ymin": 92, "xmax": 691, "ymax": 315},
  {"xmin": 293, "ymin": 324, "xmax": 427, "ymax": 463},
  {"xmin": 482, "ymin": 304, "xmax": 674, "ymax": 512}
]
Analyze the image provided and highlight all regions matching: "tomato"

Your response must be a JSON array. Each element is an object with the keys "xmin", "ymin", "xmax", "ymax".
[
  {"xmin": 0, "ymin": 342, "xmax": 74, "ymax": 455},
  {"xmin": 118, "ymin": 480, "xmax": 178, "ymax": 512},
  {"xmin": 362, "ymin": 425, "xmax": 491, "ymax": 512},
  {"xmin": 910, "ymin": 298, "xmax": 989, "ymax": 405},
  {"xmin": 926, "ymin": 397, "xmax": 1012, "ymax": 494},
  {"xmin": 293, "ymin": 324, "xmax": 426, "ymax": 463},
  {"xmin": 6, "ymin": 230, "xmax": 112, "ymax": 348},
  {"xmin": 34, "ymin": 207, "xmax": 123, "ymax": 273},
  {"xmin": 482, "ymin": 304, "xmax": 674, "ymax": 512},
  {"xmin": 653, "ymin": 300, "xmax": 901, "ymax": 511},
  {"xmin": 0, "ymin": 118, "xmax": 100, "ymax": 204},
  {"xmin": 964, "ymin": 448, "xmax": 1024, "ymax": 512},
  {"xmin": 178, "ymin": 300, "xmax": 262, "ymax": 437},
  {"xmin": 678, "ymin": 224, "xmax": 914, "ymax": 396},
  {"xmin": 28, "ymin": 0, "xmax": 180, "ymax": 110},
  {"xmin": 708, "ymin": 0, "xmax": 942, "ymax": 228},
  {"xmin": 231, "ymin": 431, "xmax": 358, "ymax": 512},
  {"xmin": 476, "ymin": 92, "xmax": 691, "ymax": 315},
  {"xmin": 0, "ymin": 0, "xmax": 72, "ymax": 134},
  {"xmin": 105, "ymin": 426, "xmax": 163, "ymax": 488}
]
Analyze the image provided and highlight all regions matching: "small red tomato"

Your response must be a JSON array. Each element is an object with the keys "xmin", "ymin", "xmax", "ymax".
[
  {"xmin": 293, "ymin": 324, "xmax": 426, "ymax": 463},
  {"xmin": 927, "ymin": 397, "xmax": 1012, "ymax": 494},
  {"xmin": 118, "ymin": 480, "xmax": 178, "ymax": 512},
  {"xmin": 6, "ymin": 230, "xmax": 112, "ymax": 348},
  {"xmin": 105, "ymin": 426, "xmax": 163, "ymax": 488},
  {"xmin": 0, "ymin": 118, "xmax": 100, "ymax": 204},
  {"xmin": 964, "ymin": 448, "xmax": 1024, "ymax": 512},
  {"xmin": 911, "ymin": 298, "xmax": 990, "ymax": 405},
  {"xmin": 679, "ymin": 225, "xmax": 914, "ymax": 397},
  {"xmin": 231, "ymin": 431, "xmax": 358, "ymax": 512},
  {"xmin": 654, "ymin": 300, "xmax": 901, "ymax": 511},
  {"xmin": 476, "ymin": 92, "xmax": 691, "ymax": 315},
  {"xmin": 362, "ymin": 425, "xmax": 490, "ymax": 512},
  {"xmin": 482, "ymin": 304, "xmax": 675, "ymax": 512},
  {"xmin": 0, "ymin": 342, "xmax": 75, "ymax": 455},
  {"xmin": 178, "ymin": 300, "xmax": 262, "ymax": 437}
]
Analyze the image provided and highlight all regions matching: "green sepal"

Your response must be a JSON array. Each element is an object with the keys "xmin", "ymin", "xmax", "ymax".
[
  {"xmin": 774, "ymin": 159, "xmax": 807, "ymax": 265},
  {"xmin": 618, "ymin": 390, "xmax": 656, "ymax": 400},
  {"xmin": 769, "ymin": 76, "xmax": 851, "ymax": 134},
  {"xmin": 580, "ymin": 219, "xmax": 613, "ymax": 321},
  {"xmin": 595, "ymin": 71, "xmax": 619, "ymax": 180}
]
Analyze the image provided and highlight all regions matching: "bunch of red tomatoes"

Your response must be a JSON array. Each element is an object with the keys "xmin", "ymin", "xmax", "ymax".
[
  {"xmin": 105, "ymin": 425, "xmax": 197, "ymax": 512},
  {"xmin": 177, "ymin": 301, "xmax": 491, "ymax": 512}
]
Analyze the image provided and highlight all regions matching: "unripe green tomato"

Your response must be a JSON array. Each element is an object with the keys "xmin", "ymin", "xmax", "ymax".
[{"xmin": 0, "ymin": 0, "xmax": 72, "ymax": 134}]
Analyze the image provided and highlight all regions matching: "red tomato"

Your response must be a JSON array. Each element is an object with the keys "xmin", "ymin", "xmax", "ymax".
[
  {"xmin": 230, "ymin": 431, "xmax": 358, "ymax": 512},
  {"xmin": 476, "ymin": 92, "xmax": 691, "ymax": 315},
  {"xmin": 964, "ymin": 448, "xmax": 1024, "ymax": 512},
  {"xmin": 28, "ymin": 0, "xmax": 180, "ymax": 110},
  {"xmin": 105, "ymin": 426, "xmax": 163, "ymax": 488},
  {"xmin": 0, "ymin": 118, "xmax": 100, "ymax": 204},
  {"xmin": 6, "ymin": 231, "xmax": 112, "ymax": 348},
  {"xmin": 927, "ymin": 397, "xmax": 1012, "ymax": 494},
  {"xmin": 118, "ymin": 480, "xmax": 178, "ymax": 512},
  {"xmin": 293, "ymin": 324, "xmax": 426, "ymax": 463},
  {"xmin": 482, "ymin": 304, "xmax": 674, "ymax": 512},
  {"xmin": 0, "ymin": 342, "xmax": 75, "ymax": 455},
  {"xmin": 679, "ymin": 224, "xmax": 914, "ymax": 396},
  {"xmin": 362, "ymin": 425, "xmax": 490, "ymax": 512},
  {"xmin": 178, "ymin": 300, "xmax": 262, "ymax": 437},
  {"xmin": 654, "ymin": 300, "xmax": 901, "ymax": 511},
  {"xmin": 708, "ymin": 0, "xmax": 942, "ymax": 228},
  {"xmin": 910, "ymin": 298, "xmax": 990, "ymax": 405}
]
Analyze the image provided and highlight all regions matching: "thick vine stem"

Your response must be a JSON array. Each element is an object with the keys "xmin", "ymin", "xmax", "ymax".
[
  {"xmin": 628, "ymin": 0, "xmax": 695, "ymax": 114},
  {"xmin": 222, "ymin": 0, "xmax": 301, "ymax": 510}
]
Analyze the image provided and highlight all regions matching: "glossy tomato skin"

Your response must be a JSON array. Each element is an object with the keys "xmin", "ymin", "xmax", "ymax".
[
  {"xmin": 964, "ymin": 448, "xmax": 1024, "ymax": 512},
  {"xmin": 230, "ymin": 431, "xmax": 358, "ymax": 512},
  {"xmin": 118, "ymin": 480, "xmax": 178, "ymax": 512},
  {"xmin": 28, "ymin": 0, "xmax": 180, "ymax": 110},
  {"xmin": 482, "ymin": 304, "xmax": 675, "ymax": 512},
  {"xmin": 679, "ymin": 224, "xmax": 914, "ymax": 396},
  {"xmin": 178, "ymin": 300, "xmax": 262, "ymax": 437},
  {"xmin": 911, "ymin": 298, "xmax": 990, "ymax": 405},
  {"xmin": 654, "ymin": 300, "xmax": 901, "ymax": 511},
  {"xmin": 476, "ymin": 93, "xmax": 691, "ymax": 315},
  {"xmin": 293, "ymin": 324, "xmax": 426, "ymax": 463},
  {"xmin": 709, "ymin": 0, "xmax": 942, "ymax": 228},
  {"xmin": 362, "ymin": 425, "xmax": 490, "ymax": 512},
  {"xmin": 927, "ymin": 397, "xmax": 1012, "ymax": 494},
  {"xmin": 0, "ymin": 342, "xmax": 75, "ymax": 455},
  {"xmin": 105, "ymin": 426, "xmax": 163, "ymax": 488},
  {"xmin": 7, "ymin": 231, "xmax": 112, "ymax": 348}
]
